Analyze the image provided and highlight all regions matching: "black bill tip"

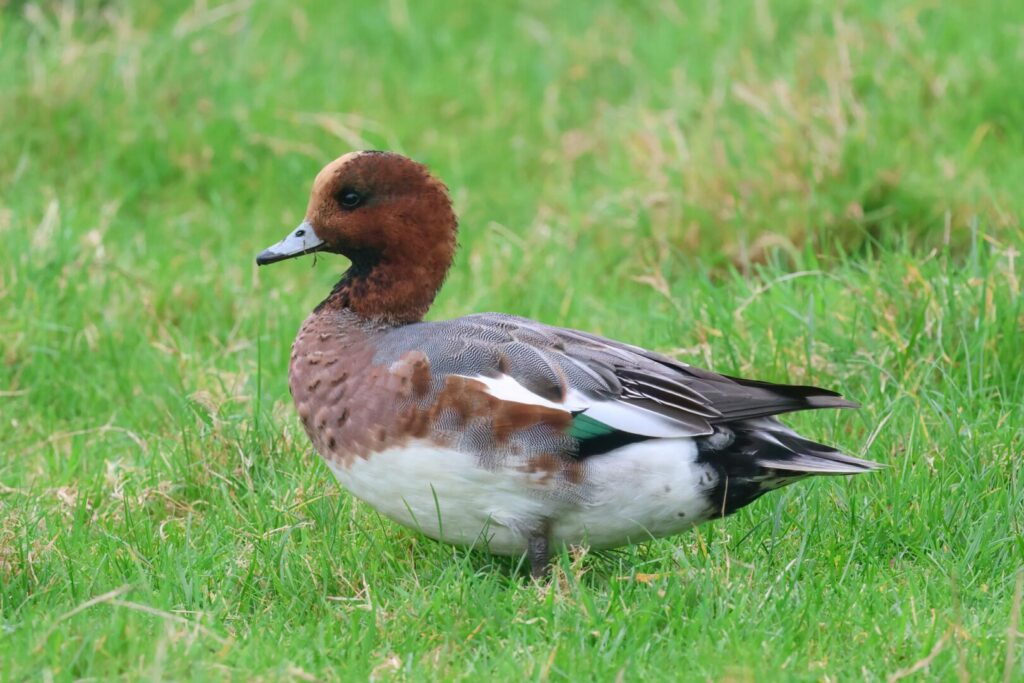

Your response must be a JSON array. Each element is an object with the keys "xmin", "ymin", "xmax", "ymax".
[{"xmin": 256, "ymin": 248, "xmax": 286, "ymax": 266}]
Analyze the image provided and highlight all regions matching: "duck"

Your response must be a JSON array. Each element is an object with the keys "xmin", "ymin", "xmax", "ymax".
[{"xmin": 257, "ymin": 150, "xmax": 880, "ymax": 578}]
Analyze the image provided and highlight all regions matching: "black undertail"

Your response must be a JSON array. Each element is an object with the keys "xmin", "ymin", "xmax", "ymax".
[{"xmin": 696, "ymin": 422, "xmax": 878, "ymax": 518}]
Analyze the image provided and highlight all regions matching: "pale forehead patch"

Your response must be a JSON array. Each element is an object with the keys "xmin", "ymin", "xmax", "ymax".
[{"xmin": 312, "ymin": 151, "xmax": 368, "ymax": 191}]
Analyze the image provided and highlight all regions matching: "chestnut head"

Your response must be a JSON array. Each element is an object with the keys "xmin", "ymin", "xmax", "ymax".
[{"xmin": 257, "ymin": 151, "xmax": 457, "ymax": 269}]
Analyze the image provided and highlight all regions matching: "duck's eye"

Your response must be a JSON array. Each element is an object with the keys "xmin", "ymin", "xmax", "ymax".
[{"xmin": 338, "ymin": 190, "xmax": 363, "ymax": 209}]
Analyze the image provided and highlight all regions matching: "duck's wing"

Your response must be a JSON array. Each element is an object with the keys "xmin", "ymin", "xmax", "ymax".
[{"xmin": 374, "ymin": 312, "xmax": 858, "ymax": 442}]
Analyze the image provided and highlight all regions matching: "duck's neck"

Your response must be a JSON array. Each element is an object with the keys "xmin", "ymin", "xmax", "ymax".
[{"xmin": 315, "ymin": 253, "xmax": 451, "ymax": 326}]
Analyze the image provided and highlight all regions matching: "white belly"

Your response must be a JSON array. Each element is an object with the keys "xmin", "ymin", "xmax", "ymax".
[
  {"xmin": 325, "ymin": 442, "xmax": 551, "ymax": 554},
  {"xmin": 551, "ymin": 439, "xmax": 716, "ymax": 548},
  {"xmin": 324, "ymin": 438, "xmax": 717, "ymax": 556}
]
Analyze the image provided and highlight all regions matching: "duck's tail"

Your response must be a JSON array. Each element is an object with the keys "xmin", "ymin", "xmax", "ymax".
[
  {"xmin": 738, "ymin": 419, "xmax": 882, "ymax": 475},
  {"xmin": 696, "ymin": 417, "xmax": 881, "ymax": 518}
]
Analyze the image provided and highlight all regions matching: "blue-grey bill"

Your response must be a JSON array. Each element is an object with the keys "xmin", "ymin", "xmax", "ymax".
[{"xmin": 256, "ymin": 220, "xmax": 326, "ymax": 266}]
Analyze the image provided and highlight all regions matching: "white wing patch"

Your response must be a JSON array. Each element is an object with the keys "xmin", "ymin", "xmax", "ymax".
[
  {"xmin": 580, "ymin": 401, "xmax": 700, "ymax": 438},
  {"xmin": 467, "ymin": 373, "xmax": 582, "ymax": 412},
  {"xmin": 464, "ymin": 374, "xmax": 701, "ymax": 439}
]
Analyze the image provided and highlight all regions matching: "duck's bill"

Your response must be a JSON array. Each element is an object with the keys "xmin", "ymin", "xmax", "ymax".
[{"xmin": 256, "ymin": 220, "xmax": 326, "ymax": 266}]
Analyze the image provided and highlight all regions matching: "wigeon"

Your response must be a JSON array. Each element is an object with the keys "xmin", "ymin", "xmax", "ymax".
[{"xmin": 257, "ymin": 151, "xmax": 880, "ymax": 577}]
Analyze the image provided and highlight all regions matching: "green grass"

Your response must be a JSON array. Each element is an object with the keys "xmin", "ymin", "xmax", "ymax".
[{"xmin": 2, "ymin": 0, "xmax": 1022, "ymax": 680}]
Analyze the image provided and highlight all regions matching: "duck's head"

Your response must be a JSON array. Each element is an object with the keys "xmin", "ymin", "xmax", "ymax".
[
  {"xmin": 257, "ymin": 151, "xmax": 456, "ymax": 268},
  {"xmin": 257, "ymin": 151, "xmax": 458, "ymax": 322}
]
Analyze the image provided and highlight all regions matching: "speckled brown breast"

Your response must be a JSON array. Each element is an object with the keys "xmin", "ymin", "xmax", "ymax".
[{"xmin": 288, "ymin": 310, "xmax": 575, "ymax": 474}]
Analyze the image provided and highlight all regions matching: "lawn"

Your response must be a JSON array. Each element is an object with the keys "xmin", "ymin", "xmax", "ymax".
[{"xmin": 1, "ymin": 0, "xmax": 1022, "ymax": 680}]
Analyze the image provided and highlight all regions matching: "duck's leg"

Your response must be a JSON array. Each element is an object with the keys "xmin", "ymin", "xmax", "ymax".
[{"xmin": 527, "ymin": 531, "xmax": 550, "ymax": 579}]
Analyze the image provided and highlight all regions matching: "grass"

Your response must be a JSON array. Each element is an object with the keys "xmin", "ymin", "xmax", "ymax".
[{"xmin": 1, "ymin": 0, "xmax": 1022, "ymax": 679}]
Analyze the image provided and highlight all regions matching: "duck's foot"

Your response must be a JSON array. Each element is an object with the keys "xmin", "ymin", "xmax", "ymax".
[{"xmin": 527, "ymin": 532, "xmax": 550, "ymax": 579}]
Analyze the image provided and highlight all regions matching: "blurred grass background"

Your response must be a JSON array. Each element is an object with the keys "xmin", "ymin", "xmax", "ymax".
[{"xmin": 1, "ymin": 1, "xmax": 1022, "ymax": 680}]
